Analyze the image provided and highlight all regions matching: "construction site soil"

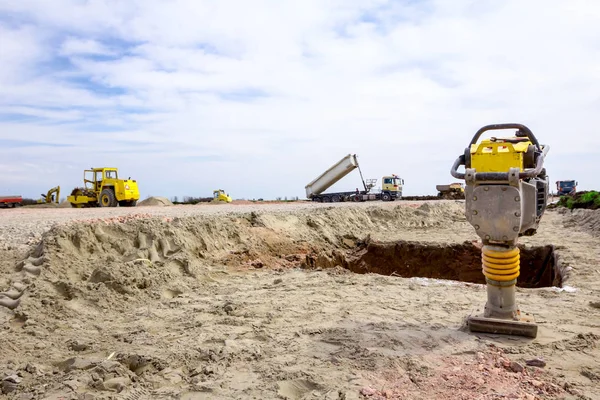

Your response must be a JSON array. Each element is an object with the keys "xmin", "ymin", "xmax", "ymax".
[{"xmin": 0, "ymin": 201, "xmax": 599, "ymax": 400}]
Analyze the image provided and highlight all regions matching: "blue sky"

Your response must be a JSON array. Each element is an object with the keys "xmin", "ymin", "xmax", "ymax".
[{"xmin": 1, "ymin": 0, "xmax": 599, "ymax": 200}]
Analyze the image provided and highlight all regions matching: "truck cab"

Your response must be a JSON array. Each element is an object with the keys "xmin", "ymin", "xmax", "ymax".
[
  {"xmin": 381, "ymin": 174, "xmax": 403, "ymax": 199},
  {"xmin": 556, "ymin": 180, "xmax": 577, "ymax": 196}
]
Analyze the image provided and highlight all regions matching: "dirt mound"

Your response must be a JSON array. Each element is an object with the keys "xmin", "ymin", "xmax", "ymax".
[
  {"xmin": 58, "ymin": 200, "xmax": 71, "ymax": 208},
  {"xmin": 4, "ymin": 202, "xmax": 469, "ymax": 313},
  {"xmin": 137, "ymin": 196, "xmax": 173, "ymax": 207},
  {"xmin": 560, "ymin": 207, "xmax": 600, "ymax": 234}
]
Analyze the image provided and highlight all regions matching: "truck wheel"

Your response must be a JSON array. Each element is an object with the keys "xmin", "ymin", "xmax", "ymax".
[
  {"xmin": 382, "ymin": 193, "xmax": 391, "ymax": 201},
  {"xmin": 100, "ymin": 189, "xmax": 117, "ymax": 207},
  {"xmin": 322, "ymin": 196, "xmax": 331, "ymax": 203},
  {"xmin": 332, "ymin": 195, "xmax": 341, "ymax": 203}
]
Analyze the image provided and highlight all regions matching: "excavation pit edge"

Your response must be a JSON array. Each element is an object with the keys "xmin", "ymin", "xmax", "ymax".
[{"xmin": 304, "ymin": 240, "xmax": 565, "ymax": 289}]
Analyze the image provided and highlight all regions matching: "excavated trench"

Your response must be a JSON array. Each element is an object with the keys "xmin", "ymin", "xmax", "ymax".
[{"xmin": 304, "ymin": 240, "xmax": 565, "ymax": 288}]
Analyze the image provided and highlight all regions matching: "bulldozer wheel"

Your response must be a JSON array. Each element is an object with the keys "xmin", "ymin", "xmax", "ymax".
[{"xmin": 100, "ymin": 189, "xmax": 117, "ymax": 207}]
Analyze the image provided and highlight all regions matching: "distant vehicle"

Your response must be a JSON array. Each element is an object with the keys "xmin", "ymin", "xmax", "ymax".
[
  {"xmin": 0, "ymin": 195, "xmax": 22, "ymax": 208},
  {"xmin": 212, "ymin": 189, "xmax": 232, "ymax": 203},
  {"xmin": 436, "ymin": 183, "xmax": 466, "ymax": 199},
  {"xmin": 556, "ymin": 180, "xmax": 577, "ymax": 196},
  {"xmin": 67, "ymin": 167, "xmax": 139, "ymax": 208},
  {"xmin": 305, "ymin": 154, "xmax": 403, "ymax": 202},
  {"xmin": 38, "ymin": 186, "xmax": 60, "ymax": 204}
]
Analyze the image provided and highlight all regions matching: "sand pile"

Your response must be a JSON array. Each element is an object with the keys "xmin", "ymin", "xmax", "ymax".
[
  {"xmin": 137, "ymin": 196, "xmax": 173, "ymax": 207},
  {"xmin": 4, "ymin": 202, "xmax": 469, "ymax": 313},
  {"xmin": 58, "ymin": 200, "xmax": 71, "ymax": 208},
  {"xmin": 559, "ymin": 207, "xmax": 600, "ymax": 234}
]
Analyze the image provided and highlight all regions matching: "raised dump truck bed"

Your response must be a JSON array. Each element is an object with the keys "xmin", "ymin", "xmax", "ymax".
[
  {"xmin": 0, "ymin": 195, "xmax": 23, "ymax": 208},
  {"xmin": 305, "ymin": 154, "xmax": 402, "ymax": 203},
  {"xmin": 305, "ymin": 154, "xmax": 368, "ymax": 202},
  {"xmin": 305, "ymin": 154, "xmax": 360, "ymax": 200}
]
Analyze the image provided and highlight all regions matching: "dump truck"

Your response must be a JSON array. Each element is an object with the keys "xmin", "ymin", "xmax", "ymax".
[
  {"xmin": 305, "ymin": 154, "xmax": 403, "ymax": 202},
  {"xmin": 556, "ymin": 180, "xmax": 577, "ymax": 196},
  {"xmin": 0, "ymin": 195, "xmax": 22, "ymax": 208},
  {"xmin": 436, "ymin": 183, "xmax": 465, "ymax": 199},
  {"xmin": 67, "ymin": 167, "xmax": 139, "ymax": 208}
]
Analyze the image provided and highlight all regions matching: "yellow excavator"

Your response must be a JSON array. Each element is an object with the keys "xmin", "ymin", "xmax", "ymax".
[
  {"xmin": 37, "ymin": 186, "xmax": 60, "ymax": 204},
  {"xmin": 451, "ymin": 123, "xmax": 549, "ymax": 338}
]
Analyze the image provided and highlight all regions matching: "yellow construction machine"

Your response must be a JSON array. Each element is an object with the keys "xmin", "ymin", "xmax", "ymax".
[
  {"xmin": 451, "ymin": 123, "xmax": 549, "ymax": 338},
  {"xmin": 212, "ymin": 189, "xmax": 232, "ymax": 203},
  {"xmin": 38, "ymin": 186, "xmax": 60, "ymax": 204},
  {"xmin": 67, "ymin": 168, "xmax": 139, "ymax": 208},
  {"xmin": 436, "ymin": 183, "xmax": 465, "ymax": 199}
]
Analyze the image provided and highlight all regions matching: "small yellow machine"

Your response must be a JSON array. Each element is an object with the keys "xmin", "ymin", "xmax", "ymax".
[
  {"xmin": 67, "ymin": 168, "xmax": 139, "ymax": 208},
  {"xmin": 436, "ymin": 183, "xmax": 465, "ymax": 199},
  {"xmin": 38, "ymin": 186, "xmax": 60, "ymax": 204},
  {"xmin": 212, "ymin": 189, "xmax": 232, "ymax": 203},
  {"xmin": 451, "ymin": 123, "xmax": 549, "ymax": 338}
]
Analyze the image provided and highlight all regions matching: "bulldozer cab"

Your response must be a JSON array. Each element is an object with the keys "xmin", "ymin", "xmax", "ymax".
[
  {"xmin": 84, "ymin": 168, "xmax": 118, "ymax": 192},
  {"xmin": 213, "ymin": 189, "xmax": 232, "ymax": 203},
  {"xmin": 213, "ymin": 189, "xmax": 227, "ymax": 198}
]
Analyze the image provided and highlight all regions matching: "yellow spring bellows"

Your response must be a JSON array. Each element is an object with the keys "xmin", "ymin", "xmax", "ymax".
[{"xmin": 482, "ymin": 246, "xmax": 520, "ymax": 282}]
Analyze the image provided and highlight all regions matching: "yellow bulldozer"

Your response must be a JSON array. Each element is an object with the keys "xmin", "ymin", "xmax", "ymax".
[
  {"xmin": 67, "ymin": 168, "xmax": 140, "ymax": 208},
  {"xmin": 37, "ymin": 186, "xmax": 60, "ymax": 204},
  {"xmin": 212, "ymin": 189, "xmax": 232, "ymax": 203}
]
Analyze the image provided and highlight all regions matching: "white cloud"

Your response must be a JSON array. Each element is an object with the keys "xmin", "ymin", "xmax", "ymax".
[
  {"xmin": 0, "ymin": 0, "xmax": 599, "ymax": 200},
  {"xmin": 59, "ymin": 37, "xmax": 115, "ymax": 56}
]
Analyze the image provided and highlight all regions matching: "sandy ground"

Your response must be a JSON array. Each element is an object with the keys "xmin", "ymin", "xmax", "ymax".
[{"xmin": 0, "ymin": 200, "xmax": 599, "ymax": 400}]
